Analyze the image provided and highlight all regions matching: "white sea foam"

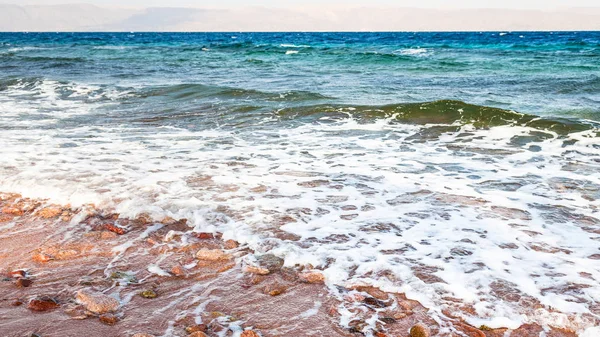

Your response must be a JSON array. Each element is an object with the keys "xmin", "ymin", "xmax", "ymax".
[
  {"xmin": 0, "ymin": 85, "xmax": 599, "ymax": 334},
  {"xmin": 397, "ymin": 48, "xmax": 429, "ymax": 56},
  {"xmin": 285, "ymin": 50, "xmax": 299, "ymax": 55},
  {"xmin": 280, "ymin": 44, "xmax": 310, "ymax": 48}
]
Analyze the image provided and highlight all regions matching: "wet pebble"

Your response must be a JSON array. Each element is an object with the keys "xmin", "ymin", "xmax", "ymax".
[
  {"xmin": 224, "ymin": 239, "xmax": 239, "ymax": 249},
  {"xmin": 410, "ymin": 323, "xmax": 430, "ymax": 337},
  {"xmin": 299, "ymin": 270, "xmax": 325, "ymax": 283},
  {"xmin": 240, "ymin": 331, "xmax": 260, "ymax": 337},
  {"xmin": 196, "ymin": 249, "xmax": 231, "ymax": 261},
  {"xmin": 28, "ymin": 296, "xmax": 59, "ymax": 311},
  {"xmin": 76, "ymin": 290, "xmax": 119, "ymax": 314},
  {"xmin": 99, "ymin": 313, "xmax": 119, "ymax": 325},
  {"xmin": 139, "ymin": 289, "xmax": 157, "ymax": 299},
  {"xmin": 185, "ymin": 324, "xmax": 207, "ymax": 334},
  {"xmin": 188, "ymin": 332, "xmax": 208, "ymax": 337},
  {"xmin": 243, "ymin": 254, "xmax": 284, "ymax": 275},
  {"xmin": 15, "ymin": 278, "xmax": 33, "ymax": 288},
  {"xmin": 32, "ymin": 253, "xmax": 54, "ymax": 263}
]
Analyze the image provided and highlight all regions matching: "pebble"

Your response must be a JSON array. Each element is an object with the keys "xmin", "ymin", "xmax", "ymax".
[
  {"xmin": 410, "ymin": 323, "xmax": 430, "ymax": 337},
  {"xmin": 15, "ymin": 278, "xmax": 33, "ymax": 288},
  {"xmin": 299, "ymin": 270, "xmax": 325, "ymax": 283},
  {"xmin": 8, "ymin": 270, "xmax": 26, "ymax": 278},
  {"xmin": 76, "ymin": 290, "xmax": 119, "ymax": 314},
  {"xmin": 104, "ymin": 223, "xmax": 127, "ymax": 235},
  {"xmin": 185, "ymin": 324, "xmax": 207, "ymax": 334},
  {"xmin": 224, "ymin": 239, "xmax": 239, "ymax": 249},
  {"xmin": 196, "ymin": 249, "xmax": 231, "ymax": 261},
  {"xmin": 32, "ymin": 253, "xmax": 54, "ymax": 263},
  {"xmin": 132, "ymin": 334, "xmax": 155, "ymax": 337},
  {"xmin": 99, "ymin": 313, "xmax": 119, "ymax": 325},
  {"xmin": 139, "ymin": 290, "xmax": 157, "ymax": 299},
  {"xmin": 240, "ymin": 331, "xmax": 260, "ymax": 337},
  {"xmin": 28, "ymin": 296, "xmax": 59, "ymax": 311},
  {"xmin": 37, "ymin": 207, "xmax": 62, "ymax": 218},
  {"xmin": 170, "ymin": 265, "xmax": 187, "ymax": 277},
  {"xmin": 195, "ymin": 232, "xmax": 214, "ymax": 239},
  {"xmin": 188, "ymin": 332, "xmax": 209, "ymax": 337},
  {"xmin": 243, "ymin": 254, "xmax": 284, "ymax": 275}
]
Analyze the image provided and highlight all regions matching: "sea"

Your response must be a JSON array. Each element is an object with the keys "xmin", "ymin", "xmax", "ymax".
[{"xmin": 0, "ymin": 32, "xmax": 599, "ymax": 335}]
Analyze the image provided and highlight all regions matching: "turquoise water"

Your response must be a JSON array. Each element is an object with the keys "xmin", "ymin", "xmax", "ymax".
[
  {"xmin": 1, "ymin": 32, "xmax": 600, "ymax": 335},
  {"xmin": 1, "ymin": 32, "xmax": 599, "ymax": 123}
]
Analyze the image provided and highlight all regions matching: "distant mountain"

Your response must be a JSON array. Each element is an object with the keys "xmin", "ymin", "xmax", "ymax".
[{"xmin": 0, "ymin": 4, "xmax": 599, "ymax": 31}]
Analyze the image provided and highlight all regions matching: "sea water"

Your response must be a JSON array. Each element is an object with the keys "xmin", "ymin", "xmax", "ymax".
[{"xmin": 1, "ymin": 32, "xmax": 599, "ymax": 335}]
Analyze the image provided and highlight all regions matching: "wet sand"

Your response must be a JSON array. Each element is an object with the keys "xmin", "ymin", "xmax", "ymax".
[{"xmin": 0, "ymin": 193, "xmax": 582, "ymax": 337}]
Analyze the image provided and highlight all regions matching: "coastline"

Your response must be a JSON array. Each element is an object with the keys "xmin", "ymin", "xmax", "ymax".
[{"xmin": 0, "ymin": 192, "xmax": 589, "ymax": 337}]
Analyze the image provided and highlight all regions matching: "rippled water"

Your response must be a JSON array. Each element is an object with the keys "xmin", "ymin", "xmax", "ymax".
[{"xmin": 1, "ymin": 32, "xmax": 599, "ymax": 336}]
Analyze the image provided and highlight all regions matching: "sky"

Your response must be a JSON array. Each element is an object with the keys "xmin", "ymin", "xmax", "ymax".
[{"xmin": 3, "ymin": 0, "xmax": 599, "ymax": 9}]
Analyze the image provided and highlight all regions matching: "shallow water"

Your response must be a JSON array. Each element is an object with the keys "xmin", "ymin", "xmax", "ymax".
[{"xmin": 1, "ymin": 32, "xmax": 599, "ymax": 335}]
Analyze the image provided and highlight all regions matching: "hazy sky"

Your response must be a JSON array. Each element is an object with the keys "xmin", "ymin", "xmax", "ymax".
[{"xmin": 3, "ymin": 0, "xmax": 599, "ymax": 9}]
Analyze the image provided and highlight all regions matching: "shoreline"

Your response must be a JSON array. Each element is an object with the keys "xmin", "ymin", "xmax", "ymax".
[{"xmin": 0, "ymin": 192, "xmax": 589, "ymax": 337}]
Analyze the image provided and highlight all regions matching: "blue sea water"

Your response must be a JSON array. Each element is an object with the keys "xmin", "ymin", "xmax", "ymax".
[
  {"xmin": 1, "ymin": 32, "xmax": 600, "ymax": 335},
  {"xmin": 1, "ymin": 32, "xmax": 599, "ymax": 121}
]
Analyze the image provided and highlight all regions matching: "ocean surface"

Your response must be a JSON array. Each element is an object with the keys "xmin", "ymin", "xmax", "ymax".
[{"xmin": 1, "ymin": 32, "xmax": 600, "ymax": 335}]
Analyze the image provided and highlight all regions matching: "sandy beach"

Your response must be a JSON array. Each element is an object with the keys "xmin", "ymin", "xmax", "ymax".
[{"xmin": 0, "ymin": 193, "xmax": 590, "ymax": 337}]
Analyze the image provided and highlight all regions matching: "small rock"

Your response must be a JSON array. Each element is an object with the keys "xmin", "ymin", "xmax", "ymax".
[
  {"xmin": 188, "ymin": 332, "xmax": 209, "ymax": 337},
  {"xmin": 76, "ymin": 290, "xmax": 119, "ymax": 314},
  {"xmin": 263, "ymin": 283, "xmax": 287, "ymax": 296},
  {"xmin": 132, "ymin": 334, "xmax": 155, "ymax": 337},
  {"xmin": 194, "ymin": 232, "xmax": 214, "ymax": 239},
  {"xmin": 64, "ymin": 304, "xmax": 88, "ymax": 320},
  {"xmin": 170, "ymin": 265, "xmax": 186, "ymax": 277},
  {"xmin": 37, "ymin": 207, "xmax": 62, "ymax": 219},
  {"xmin": 100, "ymin": 231, "xmax": 118, "ymax": 240},
  {"xmin": 11, "ymin": 299, "xmax": 24, "ymax": 306},
  {"xmin": 139, "ymin": 290, "xmax": 157, "ymax": 299},
  {"xmin": 15, "ymin": 278, "xmax": 33, "ymax": 288},
  {"xmin": 299, "ymin": 270, "xmax": 325, "ymax": 283},
  {"xmin": 243, "ymin": 254, "xmax": 284, "ymax": 275},
  {"xmin": 104, "ymin": 223, "xmax": 127, "ymax": 235},
  {"xmin": 224, "ymin": 239, "xmax": 239, "ymax": 249},
  {"xmin": 28, "ymin": 296, "xmax": 59, "ymax": 311},
  {"xmin": 2, "ymin": 206, "xmax": 23, "ymax": 216},
  {"xmin": 99, "ymin": 313, "xmax": 119, "ymax": 325},
  {"xmin": 8, "ymin": 270, "xmax": 26, "ymax": 278},
  {"xmin": 185, "ymin": 324, "xmax": 207, "ymax": 334},
  {"xmin": 410, "ymin": 323, "xmax": 430, "ymax": 337},
  {"xmin": 241, "ymin": 331, "xmax": 260, "ymax": 337},
  {"xmin": 32, "ymin": 253, "xmax": 54, "ymax": 263},
  {"xmin": 195, "ymin": 249, "xmax": 231, "ymax": 261}
]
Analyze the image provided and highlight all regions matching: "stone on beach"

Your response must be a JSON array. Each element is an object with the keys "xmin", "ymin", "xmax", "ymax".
[
  {"xmin": 8, "ymin": 269, "xmax": 27, "ymax": 278},
  {"xmin": 410, "ymin": 323, "xmax": 430, "ymax": 337},
  {"xmin": 240, "ymin": 331, "xmax": 260, "ymax": 337},
  {"xmin": 28, "ymin": 296, "xmax": 60, "ymax": 311},
  {"xmin": 224, "ymin": 239, "xmax": 239, "ymax": 249},
  {"xmin": 196, "ymin": 248, "xmax": 232, "ymax": 261},
  {"xmin": 185, "ymin": 324, "xmax": 207, "ymax": 334},
  {"xmin": 188, "ymin": 332, "xmax": 209, "ymax": 337},
  {"xmin": 76, "ymin": 290, "xmax": 119, "ymax": 314},
  {"xmin": 139, "ymin": 289, "xmax": 158, "ymax": 299},
  {"xmin": 243, "ymin": 254, "xmax": 284, "ymax": 275},
  {"xmin": 132, "ymin": 334, "xmax": 155, "ymax": 337},
  {"xmin": 15, "ymin": 278, "xmax": 33, "ymax": 287},
  {"xmin": 99, "ymin": 313, "xmax": 119, "ymax": 325},
  {"xmin": 32, "ymin": 253, "xmax": 54, "ymax": 263},
  {"xmin": 299, "ymin": 270, "xmax": 325, "ymax": 283},
  {"xmin": 37, "ymin": 206, "xmax": 62, "ymax": 219}
]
